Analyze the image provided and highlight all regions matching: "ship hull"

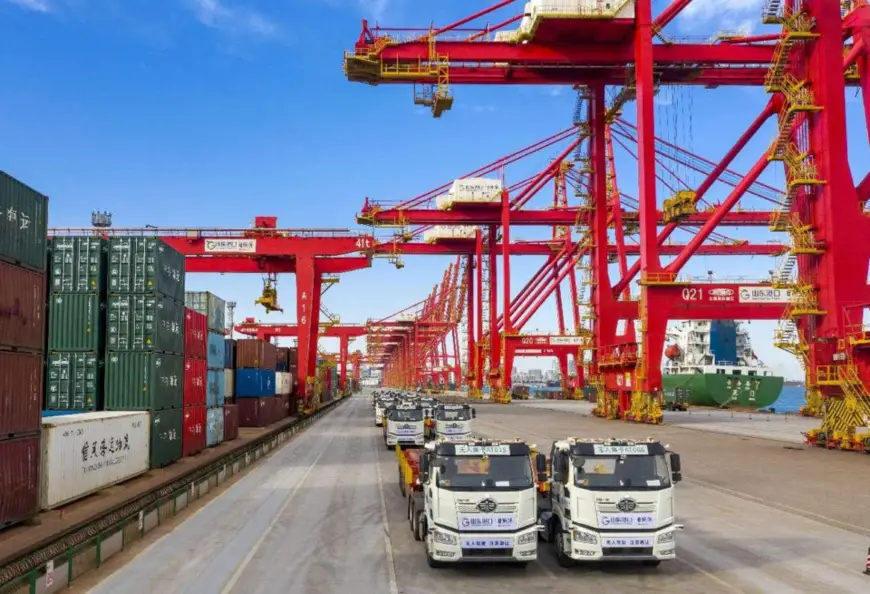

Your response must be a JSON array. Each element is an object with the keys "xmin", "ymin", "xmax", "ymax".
[{"xmin": 662, "ymin": 373, "xmax": 784, "ymax": 409}]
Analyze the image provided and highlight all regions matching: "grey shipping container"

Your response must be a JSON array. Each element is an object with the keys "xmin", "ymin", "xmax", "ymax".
[
  {"xmin": 47, "ymin": 293, "xmax": 105, "ymax": 352},
  {"xmin": 104, "ymin": 351, "xmax": 183, "ymax": 411},
  {"xmin": 150, "ymin": 408, "xmax": 182, "ymax": 469},
  {"xmin": 46, "ymin": 352, "xmax": 102, "ymax": 410},
  {"xmin": 0, "ymin": 171, "xmax": 48, "ymax": 272},
  {"xmin": 107, "ymin": 293, "xmax": 184, "ymax": 354},
  {"xmin": 185, "ymin": 291, "xmax": 226, "ymax": 333},
  {"xmin": 108, "ymin": 237, "xmax": 185, "ymax": 301},
  {"xmin": 48, "ymin": 237, "xmax": 108, "ymax": 293}
]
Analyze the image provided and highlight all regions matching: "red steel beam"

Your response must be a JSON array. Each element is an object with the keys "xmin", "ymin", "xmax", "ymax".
[
  {"xmin": 364, "ymin": 209, "xmax": 774, "ymax": 226},
  {"xmin": 379, "ymin": 242, "xmax": 785, "ymax": 257}
]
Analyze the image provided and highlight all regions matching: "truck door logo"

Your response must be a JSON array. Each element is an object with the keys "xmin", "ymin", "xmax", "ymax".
[
  {"xmin": 617, "ymin": 498, "xmax": 637, "ymax": 512},
  {"xmin": 477, "ymin": 498, "xmax": 497, "ymax": 513}
]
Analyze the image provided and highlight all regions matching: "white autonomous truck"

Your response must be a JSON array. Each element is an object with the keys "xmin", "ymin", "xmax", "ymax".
[
  {"xmin": 384, "ymin": 403, "xmax": 426, "ymax": 449},
  {"xmin": 540, "ymin": 437, "xmax": 682, "ymax": 567},
  {"xmin": 407, "ymin": 439, "xmax": 548, "ymax": 568},
  {"xmin": 433, "ymin": 403, "xmax": 475, "ymax": 441}
]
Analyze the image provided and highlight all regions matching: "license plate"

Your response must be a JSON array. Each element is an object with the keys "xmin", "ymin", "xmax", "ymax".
[
  {"xmin": 603, "ymin": 537, "xmax": 653, "ymax": 548},
  {"xmin": 460, "ymin": 538, "xmax": 513, "ymax": 549}
]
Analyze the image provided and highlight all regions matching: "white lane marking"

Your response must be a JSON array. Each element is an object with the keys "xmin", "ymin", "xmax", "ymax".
[
  {"xmin": 219, "ymin": 410, "xmax": 345, "ymax": 594},
  {"xmin": 676, "ymin": 555, "xmax": 744, "ymax": 593},
  {"xmin": 373, "ymin": 438, "xmax": 400, "ymax": 594}
]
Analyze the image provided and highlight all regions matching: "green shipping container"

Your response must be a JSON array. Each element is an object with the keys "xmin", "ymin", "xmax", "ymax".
[
  {"xmin": 0, "ymin": 171, "xmax": 48, "ymax": 271},
  {"xmin": 104, "ymin": 351, "xmax": 184, "ymax": 411},
  {"xmin": 107, "ymin": 293, "xmax": 184, "ymax": 354},
  {"xmin": 45, "ymin": 352, "xmax": 102, "ymax": 410},
  {"xmin": 48, "ymin": 237, "xmax": 108, "ymax": 293},
  {"xmin": 47, "ymin": 293, "xmax": 105, "ymax": 352},
  {"xmin": 108, "ymin": 237, "xmax": 185, "ymax": 301},
  {"xmin": 150, "ymin": 408, "xmax": 182, "ymax": 469}
]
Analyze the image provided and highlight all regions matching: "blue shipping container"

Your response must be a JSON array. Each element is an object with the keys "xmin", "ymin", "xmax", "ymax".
[
  {"xmin": 223, "ymin": 339, "xmax": 235, "ymax": 369},
  {"xmin": 207, "ymin": 331, "xmax": 224, "ymax": 369},
  {"xmin": 709, "ymin": 320, "xmax": 738, "ymax": 365},
  {"xmin": 206, "ymin": 406, "xmax": 224, "ymax": 447},
  {"xmin": 276, "ymin": 361, "xmax": 288, "ymax": 372},
  {"xmin": 206, "ymin": 369, "xmax": 225, "ymax": 408},
  {"xmin": 42, "ymin": 410, "xmax": 90, "ymax": 418},
  {"xmin": 235, "ymin": 369, "xmax": 275, "ymax": 398}
]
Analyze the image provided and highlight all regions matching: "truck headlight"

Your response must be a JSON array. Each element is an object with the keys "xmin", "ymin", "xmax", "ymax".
[
  {"xmin": 572, "ymin": 529, "xmax": 598, "ymax": 545},
  {"xmin": 433, "ymin": 531, "xmax": 458, "ymax": 545},
  {"xmin": 517, "ymin": 532, "xmax": 536, "ymax": 545},
  {"xmin": 656, "ymin": 530, "xmax": 675, "ymax": 544}
]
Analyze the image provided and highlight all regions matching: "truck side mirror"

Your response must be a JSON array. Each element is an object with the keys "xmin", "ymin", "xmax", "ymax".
[
  {"xmin": 670, "ymin": 453, "xmax": 682, "ymax": 483},
  {"xmin": 471, "ymin": 408, "xmax": 476, "ymax": 418},
  {"xmin": 535, "ymin": 452, "xmax": 548, "ymax": 483}
]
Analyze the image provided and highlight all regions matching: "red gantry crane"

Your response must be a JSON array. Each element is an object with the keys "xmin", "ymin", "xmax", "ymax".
[
  {"xmin": 50, "ymin": 217, "xmax": 375, "ymax": 412},
  {"xmin": 344, "ymin": 1, "xmax": 870, "ymax": 452}
]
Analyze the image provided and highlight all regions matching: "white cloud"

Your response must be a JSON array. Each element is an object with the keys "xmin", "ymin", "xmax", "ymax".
[
  {"xmin": 679, "ymin": 0, "xmax": 763, "ymax": 34},
  {"xmin": 6, "ymin": 0, "xmax": 51, "ymax": 12},
  {"xmin": 186, "ymin": 0, "xmax": 278, "ymax": 38},
  {"xmin": 472, "ymin": 105, "xmax": 496, "ymax": 113}
]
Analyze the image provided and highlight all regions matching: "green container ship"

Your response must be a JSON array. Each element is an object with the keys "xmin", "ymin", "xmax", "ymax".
[{"xmin": 662, "ymin": 320, "xmax": 784, "ymax": 410}]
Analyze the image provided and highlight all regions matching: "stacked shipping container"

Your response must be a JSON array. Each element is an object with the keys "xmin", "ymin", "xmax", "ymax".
[
  {"xmin": 0, "ymin": 171, "xmax": 47, "ymax": 528},
  {"xmin": 186, "ymin": 292, "xmax": 226, "ymax": 448},
  {"xmin": 235, "ymin": 339, "xmax": 280, "ymax": 427},
  {"xmin": 46, "ymin": 237, "xmax": 107, "ymax": 412},
  {"xmin": 223, "ymin": 338, "xmax": 238, "ymax": 441},
  {"xmin": 105, "ymin": 237, "xmax": 185, "ymax": 469},
  {"xmin": 182, "ymin": 309, "xmax": 207, "ymax": 457}
]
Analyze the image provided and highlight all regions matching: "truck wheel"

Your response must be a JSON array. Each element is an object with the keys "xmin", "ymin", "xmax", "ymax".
[
  {"xmin": 555, "ymin": 524, "xmax": 575, "ymax": 568},
  {"xmin": 399, "ymin": 465, "xmax": 406, "ymax": 496},
  {"xmin": 411, "ymin": 504, "xmax": 420, "ymax": 539}
]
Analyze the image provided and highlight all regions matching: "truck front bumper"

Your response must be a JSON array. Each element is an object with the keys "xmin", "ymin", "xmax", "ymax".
[
  {"xmin": 428, "ymin": 527, "xmax": 538, "ymax": 563},
  {"xmin": 438, "ymin": 433, "xmax": 472, "ymax": 442},
  {"xmin": 386, "ymin": 434, "xmax": 425, "ymax": 447},
  {"xmin": 568, "ymin": 525, "xmax": 677, "ymax": 562}
]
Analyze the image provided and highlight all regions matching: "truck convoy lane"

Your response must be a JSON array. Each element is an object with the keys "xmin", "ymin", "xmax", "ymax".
[{"xmin": 87, "ymin": 394, "xmax": 394, "ymax": 594}]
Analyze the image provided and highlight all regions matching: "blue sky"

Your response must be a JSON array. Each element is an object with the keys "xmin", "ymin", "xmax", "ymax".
[{"xmin": 1, "ymin": 0, "xmax": 866, "ymax": 380}]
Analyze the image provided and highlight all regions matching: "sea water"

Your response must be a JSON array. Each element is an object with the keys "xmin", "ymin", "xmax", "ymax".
[{"xmin": 770, "ymin": 385, "xmax": 806, "ymax": 414}]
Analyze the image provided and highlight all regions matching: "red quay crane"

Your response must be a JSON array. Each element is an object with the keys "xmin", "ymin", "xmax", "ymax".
[
  {"xmin": 50, "ymin": 217, "xmax": 375, "ymax": 412},
  {"xmin": 344, "ymin": 1, "xmax": 870, "ymax": 452}
]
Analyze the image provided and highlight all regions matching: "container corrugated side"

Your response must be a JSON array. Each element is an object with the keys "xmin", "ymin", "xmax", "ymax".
[
  {"xmin": 0, "ymin": 351, "xmax": 42, "ymax": 437},
  {"xmin": 223, "ymin": 338, "xmax": 235, "ymax": 369},
  {"xmin": 275, "ymin": 372, "xmax": 291, "ymax": 395},
  {"xmin": 104, "ymin": 352, "xmax": 183, "ymax": 411},
  {"xmin": 206, "ymin": 407, "xmax": 224, "ymax": 447},
  {"xmin": 0, "ymin": 171, "xmax": 48, "ymax": 272},
  {"xmin": 223, "ymin": 404, "xmax": 238, "ymax": 441},
  {"xmin": 235, "ymin": 339, "xmax": 277, "ymax": 370},
  {"xmin": 0, "ymin": 435, "xmax": 39, "ymax": 528},
  {"xmin": 206, "ymin": 369, "xmax": 225, "ymax": 408},
  {"xmin": 183, "ymin": 358, "xmax": 207, "ymax": 407},
  {"xmin": 235, "ymin": 369, "xmax": 275, "ymax": 398},
  {"xmin": 40, "ymin": 411, "xmax": 150, "ymax": 510},
  {"xmin": 48, "ymin": 237, "xmax": 107, "ymax": 293},
  {"xmin": 47, "ymin": 292, "xmax": 105, "ymax": 352},
  {"xmin": 0, "ymin": 261, "xmax": 46, "ymax": 352},
  {"xmin": 182, "ymin": 405, "xmax": 206, "ymax": 457},
  {"xmin": 150, "ymin": 408, "xmax": 182, "ymax": 469},
  {"xmin": 108, "ymin": 237, "xmax": 185, "ymax": 301},
  {"xmin": 45, "ymin": 351, "xmax": 102, "ymax": 411},
  {"xmin": 184, "ymin": 308, "xmax": 207, "ymax": 360},
  {"xmin": 237, "ymin": 397, "xmax": 273, "ymax": 428},
  {"xmin": 223, "ymin": 368, "xmax": 234, "ymax": 398},
  {"xmin": 106, "ymin": 293, "xmax": 184, "ymax": 354},
  {"xmin": 206, "ymin": 331, "xmax": 224, "ymax": 369},
  {"xmin": 184, "ymin": 292, "xmax": 226, "ymax": 333}
]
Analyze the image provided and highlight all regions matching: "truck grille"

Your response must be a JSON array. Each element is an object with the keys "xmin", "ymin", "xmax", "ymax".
[
  {"xmin": 456, "ymin": 502, "xmax": 518, "ymax": 513},
  {"xmin": 595, "ymin": 501, "xmax": 656, "ymax": 514},
  {"xmin": 602, "ymin": 547, "xmax": 654, "ymax": 557}
]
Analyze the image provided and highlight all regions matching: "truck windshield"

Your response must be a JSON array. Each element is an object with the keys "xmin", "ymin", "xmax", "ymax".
[
  {"xmin": 389, "ymin": 409, "xmax": 423, "ymax": 422},
  {"xmin": 573, "ymin": 455, "xmax": 671, "ymax": 490},
  {"xmin": 436, "ymin": 409, "xmax": 471, "ymax": 421},
  {"xmin": 435, "ymin": 456, "xmax": 533, "ymax": 491}
]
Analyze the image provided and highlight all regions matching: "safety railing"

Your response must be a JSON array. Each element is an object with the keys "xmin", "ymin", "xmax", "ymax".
[{"xmin": 48, "ymin": 227, "xmax": 365, "ymax": 238}]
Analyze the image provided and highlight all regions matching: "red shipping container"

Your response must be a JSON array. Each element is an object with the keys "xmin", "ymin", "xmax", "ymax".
[
  {"xmin": 0, "ymin": 351, "xmax": 42, "ymax": 438},
  {"xmin": 184, "ymin": 308, "xmax": 207, "ymax": 360},
  {"xmin": 0, "ymin": 435, "xmax": 39, "ymax": 529},
  {"xmin": 235, "ymin": 339, "xmax": 278, "ymax": 370},
  {"xmin": 182, "ymin": 405, "xmax": 207, "ymax": 457},
  {"xmin": 183, "ymin": 358, "xmax": 207, "ymax": 407},
  {"xmin": 223, "ymin": 404, "xmax": 239, "ymax": 441},
  {"xmin": 0, "ymin": 261, "xmax": 45, "ymax": 352},
  {"xmin": 238, "ymin": 397, "xmax": 274, "ymax": 428}
]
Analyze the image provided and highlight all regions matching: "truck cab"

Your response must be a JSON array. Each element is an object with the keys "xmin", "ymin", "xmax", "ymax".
[
  {"xmin": 374, "ymin": 397, "xmax": 396, "ymax": 426},
  {"xmin": 542, "ymin": 437, "xmax": 682, "ymax": 567},
  {"xmin": 410, "ymin": 439, "xmax": 547, "ymax": 567},
  {"xmin": 433, "ymin": 404, "xmax": 475, "ymax": 441},
  {"xmin": 384, "ymin": 404, "xmax": 426, "ymax": 448}
]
